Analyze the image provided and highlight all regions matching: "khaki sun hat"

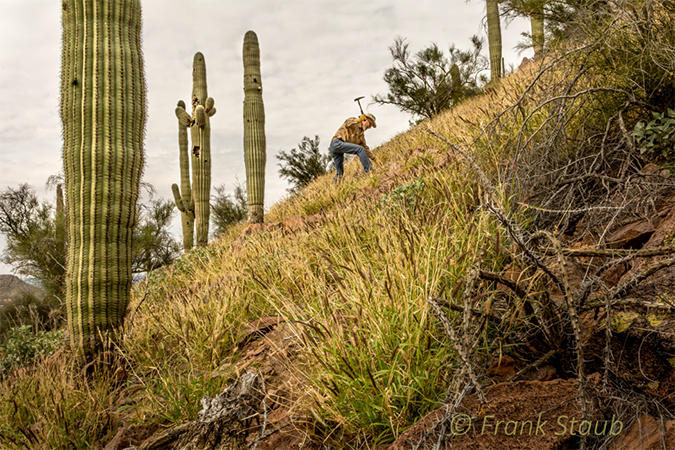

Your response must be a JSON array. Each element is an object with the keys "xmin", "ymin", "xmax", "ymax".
[{"xmin": 364, "ymin": 113, "xmax": 377, "ymax": 128}]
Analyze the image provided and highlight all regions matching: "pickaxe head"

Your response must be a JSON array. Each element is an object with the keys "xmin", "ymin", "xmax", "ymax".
[{"xmin": 354, "ymin": 96, "xmax": 365, "ymax": 115}]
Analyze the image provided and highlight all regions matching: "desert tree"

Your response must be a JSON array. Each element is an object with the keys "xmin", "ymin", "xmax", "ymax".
[
  {"xmin": 132, "ymin": 198, "xmax": 181, "ymax": 274},
  {"xmin": 0, "ymin": 184, "xmax": 66, "ymax": 301},
  {"xmin": 211, "ymin": 181, "xmax": 249, "ymax": 239},
  {"xmin": 277, "ymin": 136, "xmax": 332, "ymax": 192},
  {"xmin": 373, "ymin": 37, "xmax": 488, "ymax": 123}
]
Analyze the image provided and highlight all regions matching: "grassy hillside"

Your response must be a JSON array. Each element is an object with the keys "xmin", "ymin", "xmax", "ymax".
[
  {"xmin": 0, "ymin": 64, "xmax": 532, "ymax": 448},
  {"xmin": 1, "ymin": 2, "xmax": 674, "ymax": 448}
]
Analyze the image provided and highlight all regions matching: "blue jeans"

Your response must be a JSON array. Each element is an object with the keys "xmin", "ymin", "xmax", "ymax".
[{"xmin": 329, "ymin": 139, "xmax": 372, "ymax": 179}]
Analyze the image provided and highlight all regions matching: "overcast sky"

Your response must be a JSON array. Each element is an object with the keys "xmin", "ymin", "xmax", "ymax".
[{"xmin": 0, "ymin": 0, "xmax": 531, "ymax": 275}]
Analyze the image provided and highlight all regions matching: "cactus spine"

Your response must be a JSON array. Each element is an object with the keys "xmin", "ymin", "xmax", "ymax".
[
  {"xmin": 243, "ymin": 31, "xmax": 266, "ymax": 224},
  {"xmin": 172, "ymin": 53, "xmax": 215, "ymax": 248},
  {"xmin": 60, "ymin": 0, "xmax": 145, "ymax": 358}
]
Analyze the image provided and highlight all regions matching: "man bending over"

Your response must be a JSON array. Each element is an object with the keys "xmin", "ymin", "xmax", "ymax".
[{"xmin": 329, "ymin": 113, "xmax": 377, "ymax": 181}]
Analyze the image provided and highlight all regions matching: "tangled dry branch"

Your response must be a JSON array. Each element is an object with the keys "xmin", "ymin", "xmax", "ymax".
[{"xmin": 416, "ymin": 2, "xmax": 675, "ymax": 447}]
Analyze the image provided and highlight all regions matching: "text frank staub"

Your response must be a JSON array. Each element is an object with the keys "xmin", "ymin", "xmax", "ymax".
[{"xmin": 445, "ymin": 414, "xmax": 623, "ymax": 437}]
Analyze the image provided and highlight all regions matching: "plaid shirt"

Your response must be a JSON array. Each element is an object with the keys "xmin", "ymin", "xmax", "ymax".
[{"xmin": 331, "ymin": 118, "xmax": 376, "ymax": 161}]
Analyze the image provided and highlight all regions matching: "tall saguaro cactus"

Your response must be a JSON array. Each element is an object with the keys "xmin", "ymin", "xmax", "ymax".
[
  {"xmin": 450, "ymin": 63, "xmax": 462, "ymax": 106},
  {"xmin": 243, "ymin": 31, "xmax": 266, "ymax": 224},
  {"xmin": 61, "ymin": 0, "xmax": 145, "ymax": 358},
  {"xmin": 530, "ymin": 3, "xmax": 545, "ymax": 57},
  {"xmin": 486, "ymin": 0, "xmax": 503, "ymax": 82},
  {"xmin": 172, "ymin": 52, "xmax": 216, "ymax": 248}
]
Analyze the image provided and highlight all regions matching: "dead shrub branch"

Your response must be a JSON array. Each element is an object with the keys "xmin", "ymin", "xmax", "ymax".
[{"xmin": 416, "ymin": 2, "xmax": 675, "ymax": 447}]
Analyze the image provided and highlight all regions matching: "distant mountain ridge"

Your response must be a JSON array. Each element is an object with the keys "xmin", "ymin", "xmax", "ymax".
[{"xmin": 0, "ymin": 274, "xmax": 44, "ymax": 302}]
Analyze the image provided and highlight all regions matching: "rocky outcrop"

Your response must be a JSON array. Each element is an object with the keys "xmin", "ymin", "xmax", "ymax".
[
  {"xmin": 230, "ymin": 214, "xmax": 324, "ymax": 251},
  {"xmin": 138, "ymin": 372, "xmax": 263, "ymax": 450},
  {"xmin": 610, "ymin": 414, "xmax": 675, "ymax": 450},
  {"xmin": 388, "ymin": 379, "xmax": 587, "ymax": 450}
]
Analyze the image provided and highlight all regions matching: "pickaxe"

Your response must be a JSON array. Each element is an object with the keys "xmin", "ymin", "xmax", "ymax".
[{"xmin": 354, "ymin": 96, "xmax": 365, "ymax": 116}]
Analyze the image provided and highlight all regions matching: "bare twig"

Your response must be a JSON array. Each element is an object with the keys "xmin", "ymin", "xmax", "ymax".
[
  {"xmin": 506, "ymin": 349, "xmax": 556, "ymax": 382},
  {"xmin": 427, "ymin": 296, "xmax": 487, "ymax": 404}
]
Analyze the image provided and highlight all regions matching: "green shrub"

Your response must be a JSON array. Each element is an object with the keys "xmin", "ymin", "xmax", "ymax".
[
  {"xmin": 0, "ymin": 291, "xmax": 60, "ymax": 341},
  {"xmin": 0, "ymin": 325, "xmax": 65, "ymax": 376},
  {"xmin": 633, "ymin": 109, "xmax": 675, "ymax": 168},
  {"xmin": 379, "ymin": 178, "xmax": 425, "ymax": 213}
]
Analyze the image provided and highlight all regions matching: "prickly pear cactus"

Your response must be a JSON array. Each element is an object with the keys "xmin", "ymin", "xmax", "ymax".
[
  {"xmin": 243, "ymin": 31, "xmax": 266, "ymax": 224},
  {"xmin": 172, "ymin": 53, "xmax": 215, "ymax": 248},
  {"xmin": 61, "ymin": 0, "xmax": 145, "ymax": 358}
]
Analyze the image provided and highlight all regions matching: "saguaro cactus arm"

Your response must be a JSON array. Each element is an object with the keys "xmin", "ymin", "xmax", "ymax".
[
  {"xmin": 205, "ymin": 97, "xmax": 216, "ymax": 117},
  {"xmin": 243, "ymin": 30, "xmax": 267, "ymax": 224},
  {"xmin": 176, "ymin": 101, "xmax": 191, "ymax": 127},
  {"xmin": 173, "ymin": 100, "xmax": 195, "ymax": 251},
  {"xmin": 196, "ymin": 105, "xmax": 206, "ymax": 128},
  {"xmin": 172, "ymin": 184, "xmax": 186, "ymax": 212}
]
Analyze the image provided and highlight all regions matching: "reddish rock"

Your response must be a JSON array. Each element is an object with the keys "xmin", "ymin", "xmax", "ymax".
[
  {"xmin": 389, "ymin": 379, "xmax": 585, "ymax": 450},
  {"xmin": 241, "ymin": 222, "xmax": 284, "ymax": 237},
  {"xmin": 486, "ymin": 356, "xmax": 517, "ymax": 380},
  {"xmin": 237, "ymin": 316, "xmax": 281, "ymax": 348},
  {"xmin": 361, "ymin": 185, "xmax": 377, "ymax": 200},
  {"xmin": 610, "ymin": 414, "xmax": 675, "ymax": 450},
  {"xmin": 640, "ymin": 163, "xmax": 670, "ymax": 178},
  {"xmin": 282, "ymin": 215, "xmax": 306, "ymax": 233},
  {"xmin": 518, "ymin": 57, "xmax": 532, "ymax": 71},
  {"xmin": 617, "ymin": 206, "xmax": 675, "ymax": 300},
  {"xmin": 606, "ymin": 219, "xmax": 656, "ymax": 249},
  {"xmin": 546, "ymin": 256, "xmax": 587, "ymax": 299},
  {"xmin": 303, "ymin": 214, "xmax": 323, "ymax": 228},
  {"xmin": 104, "ymin": 425, "xmax": 160, "ymax": 450},
  {"xmin": 601, "ymin": 262, "xmax": 629, "ymax": 288},
  {"xmin": 582, "ymin": 310, "xmax": 675, "ymax": 405},
  {"xmin": 494, "ymin": 264, "xmax": 523, "ymax": 293}
]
